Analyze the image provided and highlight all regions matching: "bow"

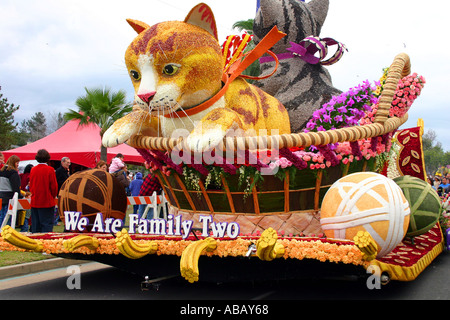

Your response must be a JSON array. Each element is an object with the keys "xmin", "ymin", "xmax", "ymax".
[{"xmin": 260, "ymin": 36, "xmax": 347, "ymax": 66}]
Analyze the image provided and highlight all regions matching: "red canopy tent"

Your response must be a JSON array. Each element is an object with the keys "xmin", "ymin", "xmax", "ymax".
[{"xmin": 2, "ymin": 119, "xmax": 144, "ymax": 168}]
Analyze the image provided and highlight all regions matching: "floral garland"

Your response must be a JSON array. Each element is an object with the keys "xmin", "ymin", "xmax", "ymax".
[{"xmin": 0, "ymin": 234, "xmax": 367, "ymax": 266}]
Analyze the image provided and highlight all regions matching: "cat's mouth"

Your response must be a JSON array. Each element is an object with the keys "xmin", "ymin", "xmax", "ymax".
[{"xmin": 148, "ymin": 98, "xmax": 179, "ymax": 115}]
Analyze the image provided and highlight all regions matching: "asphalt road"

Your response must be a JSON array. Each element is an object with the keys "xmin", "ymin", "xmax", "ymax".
[{"xmin": 0, "ymin": 251, "xmax": 448, "ymax": 302}]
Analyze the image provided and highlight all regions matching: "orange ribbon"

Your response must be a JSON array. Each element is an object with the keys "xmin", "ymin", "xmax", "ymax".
[{"xmin": 164, "ymin": 26, "xmax": 286, "ymax": 119}]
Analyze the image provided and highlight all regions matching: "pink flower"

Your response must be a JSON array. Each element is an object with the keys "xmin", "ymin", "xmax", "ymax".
[
  {"xmin": 278, "ymin": 157, "xmax": 292, "ymax": 169},
  {"xmin": 269, "ymin": 162, "xmax": 279, "ymax": 171}
]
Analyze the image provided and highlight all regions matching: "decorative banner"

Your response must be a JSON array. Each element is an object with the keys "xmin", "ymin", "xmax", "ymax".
[
  {"xmin": 63, "ymin": 211, "xmax": 240, "ymax": 239},
  {"xmin": 395, "ymin": 125, "xmax": 427, "ymax": 181}
]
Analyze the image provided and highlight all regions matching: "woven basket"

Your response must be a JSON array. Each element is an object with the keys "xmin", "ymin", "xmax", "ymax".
[{"xmin": 127, "ymin": 53, "xmax": 411, "ymax": 235}]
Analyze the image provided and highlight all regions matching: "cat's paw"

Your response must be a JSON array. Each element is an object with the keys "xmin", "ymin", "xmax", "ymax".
[
  {"xmin": 186, "ymin": 128, "xmax": 225, "ymax": 153},
  {"xmin": 102, "ymin": 122, "xmax": 136, "ymax": 147}
]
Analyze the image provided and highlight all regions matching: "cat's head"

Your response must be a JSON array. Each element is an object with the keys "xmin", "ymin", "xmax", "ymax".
[
  {"xmin": 125, "ymin": 4, "xmax": 224, "ymax": 115},
  {"xmin": 253, "ymin": 0, "xmax": 329, "ymax": 53}
]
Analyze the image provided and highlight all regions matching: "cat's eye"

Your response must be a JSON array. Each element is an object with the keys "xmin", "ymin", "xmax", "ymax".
[
  {"xmin": 130, "ymin": 70, "xmax": 141, "ymax": 81},
  {"xmin": 163, "ymin": 64, "xmax": 180, "ymax": 76}
]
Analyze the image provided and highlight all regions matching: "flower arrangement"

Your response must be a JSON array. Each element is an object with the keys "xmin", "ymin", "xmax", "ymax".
[
  {"xmin": 360, "ymin": 71, "xmax": 426, "ymax": 125},
  {"xmin": 304, "ymin": 80, "xmax": 379, "ymax": 133}
]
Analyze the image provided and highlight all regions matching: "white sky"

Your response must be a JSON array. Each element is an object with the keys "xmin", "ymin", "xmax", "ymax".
[{"xmin": 0, "ymin": 0, "xmax": 449, "ymax": 150}]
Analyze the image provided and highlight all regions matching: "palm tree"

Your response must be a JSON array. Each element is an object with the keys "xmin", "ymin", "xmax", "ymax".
[
  {"xmin": 231, "ymin": 19, "xmax": 260, "ymax": 81},
  {"xmin": 232, "ymin": 19, "xmax": 254, "ymax": 35},
  {"xmin": 64, "ymin": 86, "xmax": 133, "ymax": 161}
]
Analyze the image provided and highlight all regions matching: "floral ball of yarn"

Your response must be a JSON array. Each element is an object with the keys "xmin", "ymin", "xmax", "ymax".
[
  {"xmin": 320, "ymin": 172, "xmax": 410, "ymax": 257},
  {"xmin": 393, "ymin": 175, "xmax": 441, "ymax": 237},
  {"xmin": 58, "ymin": 169, "xmax": 127, "ymax": 231}
]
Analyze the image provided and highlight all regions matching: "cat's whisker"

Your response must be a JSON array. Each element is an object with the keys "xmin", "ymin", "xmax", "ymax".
[
  {"xmin": 181, "ymin": 49, "xmax": 194, "ymax": 61},
  {"xmin": 148, "ymin": 101, "xmax": 155, "ymax": 114},
  {"xmin": 176, "ymin": 103, "xmax": 196, "ymax": 129},
  {"xmin": 166, "ymin": 100, "xmax": 184, "ymax": 131},
  {"xmin": 170, "ymin": 42, "xmax": 180, "ymax": 62},
  {"xmin": 173, "ymin": 109, "xmax": 191, "ymax": 133},
  {"xmin": 157, "ymin": 107, "xmax": 161, "ymax": 137},
  {"xmin": 158, "ymin": 43, "xmax": 169, "ymax": 62}
]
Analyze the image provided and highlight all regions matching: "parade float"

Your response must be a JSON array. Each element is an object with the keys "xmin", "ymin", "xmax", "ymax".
[{"xmin": 1, "ymin": 2, "xmax": 447, "ymax": 286}]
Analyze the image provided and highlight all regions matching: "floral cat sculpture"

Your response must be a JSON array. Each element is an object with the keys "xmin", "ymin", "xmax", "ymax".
[{"xmin": 102, "ymin": 3, "xmax": 290, "ymax": 152}]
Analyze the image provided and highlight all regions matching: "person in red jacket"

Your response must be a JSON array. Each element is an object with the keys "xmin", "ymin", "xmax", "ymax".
[{"xmin": 29, "ymin": 149, "xmax": 58, "ymax": 233}]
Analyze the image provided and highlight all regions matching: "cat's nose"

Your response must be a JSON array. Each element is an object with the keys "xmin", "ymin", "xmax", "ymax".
[{"xmin": 138, "ymin": 91, "xmax": 156, "ymax": 104}]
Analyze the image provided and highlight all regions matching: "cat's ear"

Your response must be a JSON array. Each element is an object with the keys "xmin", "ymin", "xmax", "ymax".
[
  {"xmin": 307, "ymin": 0, "xmax": 329, "ymax": 30},
  {"xmin": 184, "ymin": 3, "xmax": 218, "ymax": 40},
  {"xmin": 127, "ymin": 19, "xmax": 150, "ymax": 34}
]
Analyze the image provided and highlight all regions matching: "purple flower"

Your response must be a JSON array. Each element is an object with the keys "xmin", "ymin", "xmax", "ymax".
[
  {"xmin": 345, "ymin": 116, "xmax": 356, "ymax": 125},
  {"xmin": 347, "ymin": 98, "xmax": 355, "ymax": 107},
  {"xmin": 303, "ymin": 79, "xmax": 377, "ymax": 135},
  {"xmin": 334, "ymin": 115, "xmax": 343, "ymax": 122},
  {"xmin": 326, "ymin": 105, "xmax": 335, "ymax": 112},
  {"xmin": 306, "ymin": 121, "xmax": 316, "ymax": 130},
  {"xmin": 317, "ymin": 125, "xmax": 325, "ymax": 131},
  {"xmin": 336, "ymin": 95, "xmax": 346, "ymax": 104},
  {"xmin": 337, "ymin": 106, "xmax": 347, "ymax": 113}
]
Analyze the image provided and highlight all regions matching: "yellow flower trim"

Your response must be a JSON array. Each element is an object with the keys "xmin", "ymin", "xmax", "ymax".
[
  {"xmin": 180, "ymin": 237, "xmax": 217, "ymax": 283},
  {"xmin": 63, "ymin": 235, "xmax": 99, "ymax": 252},
  {"xmin": 1, "ymin": 226, "xmax": 43, "ymax": 252},
  {"xmin": 353, "ymin": 231, "xmax": 378, "ymax": 261},
  {"xmin": 255, "ymin": 228, "xmax": 285, "ymax": 261},
  {"xmin": 115, "ymin": 229, "xmax": 158, "ymax": 259}
]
